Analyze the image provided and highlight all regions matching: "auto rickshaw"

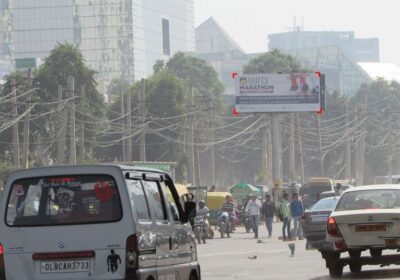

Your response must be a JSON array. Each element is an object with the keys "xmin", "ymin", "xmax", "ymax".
[{"xmin": 206, "ymin": 192, "xmax": 231, "ymax": 226}]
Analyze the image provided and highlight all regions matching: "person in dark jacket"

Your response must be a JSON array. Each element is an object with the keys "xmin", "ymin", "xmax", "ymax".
[
  {"xmin": 262, "ymin": 194, "xmax": 275, "ymax": 238},
  {"xmin": 290, "ymin": 193, "xmax": 304, "ymax": 240}
]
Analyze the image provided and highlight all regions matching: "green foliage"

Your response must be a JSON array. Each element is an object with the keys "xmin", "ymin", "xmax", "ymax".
[
  {"xmin": 145, "ymin": 71, "xmax": 186, "ymax": 162},
  {"xmin": 243, "ymin": 49, "xmax": 305, "ymax": 74},
  {"xmin": 353, "ymin": 78, "xmax": 400, "ymax": 182},
  {"xmin": 166, "ymin": 52, "xmax": 225, "ymax": 108},
  {"xmin": 33, "ymin": 43, "xmax": 106, "ymax": 164}
]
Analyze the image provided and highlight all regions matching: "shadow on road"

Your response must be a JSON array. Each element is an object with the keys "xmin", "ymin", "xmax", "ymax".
[{"xmin": 310, "ymin": 269, "xmax": 400, "ymax": 280}]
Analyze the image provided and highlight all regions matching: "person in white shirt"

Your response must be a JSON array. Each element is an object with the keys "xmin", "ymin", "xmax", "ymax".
[{"xmin": 245, "ymin": 194, "xmax": 262, "ymax": 238}]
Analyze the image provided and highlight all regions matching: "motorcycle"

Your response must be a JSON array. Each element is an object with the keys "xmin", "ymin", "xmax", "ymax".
[
  {"xmin": 219, "ymin": 211, "xmax": 231, "ymax": 238},
  {"xmin": 194, "ymin": 216, "xmax": 206, "ymax": 244},
  {"xmin": 244, "ymin": 211, "xmax": 252, "ymax": 233}
]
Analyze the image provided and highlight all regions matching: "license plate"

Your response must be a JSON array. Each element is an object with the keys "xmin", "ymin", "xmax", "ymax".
[
  {"xmin": 311, "ymin": 216, "xmax": 327, "ymax": 222},
  {"xmin": 41, "ymin": 260, "xmax": 90, "ymax": 273},
  {"xmin": 385, "ymin": 239, "xmax": 400, "ymax": 247},
  {"xmin": 356, "ymin": 224, "xmax": 386, "ymax": 232}
]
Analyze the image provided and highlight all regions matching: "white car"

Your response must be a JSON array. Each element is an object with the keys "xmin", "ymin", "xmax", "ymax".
[{"xmin": 323, "ymin": 185, "xmax": 400, "ymax": 277}]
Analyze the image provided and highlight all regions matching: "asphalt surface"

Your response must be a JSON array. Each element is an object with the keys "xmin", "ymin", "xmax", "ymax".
[{"xmin": 197, "ymin": 222, "xmax": 400, "ymax": 280}]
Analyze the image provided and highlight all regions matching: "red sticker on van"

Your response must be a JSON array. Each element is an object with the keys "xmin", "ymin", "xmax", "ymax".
[{"xmin": 94, "ymin": 182, "xmax": 114, "ymax": 201}]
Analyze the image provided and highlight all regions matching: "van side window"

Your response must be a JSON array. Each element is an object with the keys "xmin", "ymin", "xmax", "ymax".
[
  {"xmin": 126, "ymin": 180, "xmax": 150, "ymax": 220},
  {"xmin": 160, "ymin": 181, "xmax": 180, "ymax": 222},
  {"xmin": 142, "ymin": 180, "xmax": 167, "ymax": 221}
]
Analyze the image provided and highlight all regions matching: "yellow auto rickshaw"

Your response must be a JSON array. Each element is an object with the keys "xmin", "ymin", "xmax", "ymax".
[{"xmin": 206, "ymin": 192, "xmax": 231, "ymax": 226}]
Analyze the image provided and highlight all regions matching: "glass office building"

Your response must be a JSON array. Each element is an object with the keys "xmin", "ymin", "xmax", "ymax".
[{"xmin": 2, "ymin": 0, "xmax": 195, "ymax": 92}]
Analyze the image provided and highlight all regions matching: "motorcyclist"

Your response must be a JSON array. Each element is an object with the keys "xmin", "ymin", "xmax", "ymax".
[
  {"xmin": 221, "ymin": 195, "xmax": 235, "ymax": 230},
  {"xmin": 196, "ymin": 200, "xmax": 209, "ymax": 219},
  {"xmin": 195, "ymin": 200, "xmax": 210, "ymax": 241}
]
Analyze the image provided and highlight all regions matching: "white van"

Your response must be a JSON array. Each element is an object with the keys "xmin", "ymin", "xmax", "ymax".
[{"xmin": 0, "ymin": 165, "xmax": 200, "ymax": 280}]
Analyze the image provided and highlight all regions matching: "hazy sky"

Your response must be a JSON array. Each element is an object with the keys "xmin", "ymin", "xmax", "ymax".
[{"xmin": 194, "ymin": 0, "xmax": 400, "ymax": 66}]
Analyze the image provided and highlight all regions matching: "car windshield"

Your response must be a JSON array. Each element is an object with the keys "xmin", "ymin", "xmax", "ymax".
[
  {"xmin": 335, "ymin": 189, "xmax": 400, "ymax": 211},
  {"xmin": 310, "ymin": 198, "xmax": 337, "ymax": 211},
  {"xmin": 6, "ymin": 175, "xmax": 122, "ymax": 226}
]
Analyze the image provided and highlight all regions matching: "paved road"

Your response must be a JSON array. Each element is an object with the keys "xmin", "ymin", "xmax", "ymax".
[{"xmin": 197, "ymin": 222, "xmax": 400, "ymax": 280}]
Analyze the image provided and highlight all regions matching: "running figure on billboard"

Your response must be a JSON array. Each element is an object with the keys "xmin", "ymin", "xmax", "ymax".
[{"xmin": 288, "ymin": 74, "xmax": 319, "ymax": 96}]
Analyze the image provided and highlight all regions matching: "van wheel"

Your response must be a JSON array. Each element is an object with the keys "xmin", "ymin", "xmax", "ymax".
[
  {"xmin": 370, "ymin": 249, "xmax": 382, "ymax": 258},
  {"xmin": 189, "ymin": 271, "xmax": 198, "ymax": 280},
  {"xmin": 328, "ymin": 263, "xmax": 343, "ymax": 278},
  {"xmin": 349, "ymin": 263, "xmax": 362, "ymax": 273},
  {"xmin": 348, "ymin": 250, "xmax": 361, "ymax": 259}
]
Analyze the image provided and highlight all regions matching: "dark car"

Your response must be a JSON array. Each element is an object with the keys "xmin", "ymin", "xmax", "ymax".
[{"xmin": 300, "ymin": 197, "xmax": 338, "ymax": 250}]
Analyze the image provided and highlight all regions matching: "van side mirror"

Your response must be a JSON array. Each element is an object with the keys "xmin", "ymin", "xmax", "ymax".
[{"xmin": 183, "ymin": 201, "xmax": 196, "ymax": 222}]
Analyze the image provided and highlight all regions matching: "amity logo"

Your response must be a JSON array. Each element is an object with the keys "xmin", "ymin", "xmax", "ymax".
[{"xmin": 239, "ymin": 77, "xmax": 274, "ymax": 94}]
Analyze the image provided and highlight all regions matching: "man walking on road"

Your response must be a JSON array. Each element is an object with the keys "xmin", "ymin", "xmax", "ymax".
[
  {"xmin": 262, "ymin": 194, "xmax": 275, "ymax": 238},
  {"xmin": 290, "ymin": 193, "xmax": 304, "ymax": 240},
  {"xmin": 245, "ymin": 194, "xmax": 262, "ymax": 238},
  {"xmin": 279, "ymin": 193, "xmax": 292, "ymax": 241}
]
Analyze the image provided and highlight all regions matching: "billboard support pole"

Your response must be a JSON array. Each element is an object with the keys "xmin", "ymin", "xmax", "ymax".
[{"xmin": 272, "ymin": 113, "xmax": 281, "ymax": 203}]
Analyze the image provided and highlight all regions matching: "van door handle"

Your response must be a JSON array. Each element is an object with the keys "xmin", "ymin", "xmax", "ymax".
[{"xmin": 169, "ymin": 236, "xmax": 173, "ymax": 251}]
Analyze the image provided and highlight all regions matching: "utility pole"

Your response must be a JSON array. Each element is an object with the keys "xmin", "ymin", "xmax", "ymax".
[
  {"xmin": 77, "ymin": 85, "xmax": 85, "ymax": 163},
  {"xmin": 139, "ymin": 78, "xmax": 146, "ymax": 162},
  {"xmin": 120, "ymin": 84, "xmax": 126, "ymax": 161},
  {"xmin": 22, "ymin": 69, "xmax": 32, "ymax": 169},
  {"xmin": 261, "ymin": 120, "xmax": 267, "ymax": 185},
  {"xmin": 267, "ymin": 119, "xmax": 273, "ymax": 187},
  {"xmin": 296, "ymin": 113, "xmax": 305, "ymax": 185},
  {"xmin": 271, "ymin": 113, "xmax": 281, "ymax": 202},
  {"xmin": 189, "ymin": 86, "xmax": 196, "ymax": 186},
  {"xmin": 317, "ymin": 114, "xmax": 324, "ymax": 176},
  {"xmin": 355, "ymin": 96, "xmax": 368, "ymax": 185},
  {"xmin": 57, "ymin": 84, "xmax": 67, "ymax": 164},
  {"xmin": 210, "ymin": 102, "xmax": 216, "ymax": 186},
  {"xmin": 12, "ymin": 78, "xmax": 20, "ymax": 169},
  {"xmin": 126, "ymin": 83, "xmax": 132, "ymax": 162},
  {"xmin": 345, "ymin": 100, "xmax": 351, "ymax": 179},
  {"xmin": 289, "ymin": 113, "xmax": 296, "ymax": 182},
  {"xmin": 68, "ymin": 76, "xmax": 76, "ymax": 165}
]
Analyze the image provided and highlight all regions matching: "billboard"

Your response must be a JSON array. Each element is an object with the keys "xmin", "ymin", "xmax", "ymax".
[{"xmin": 234, "ymin": 73, "xmax": 322, "ymax": 113}]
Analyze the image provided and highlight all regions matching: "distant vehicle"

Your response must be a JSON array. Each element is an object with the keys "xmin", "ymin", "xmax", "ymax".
[
  {"xmin": 320, "ymin": 191, "xmax": 336, "ymax": 199},
  {"xmin": 300, "ymin": 177, "xmax": 334, "ymax": 209},
  {"xmin": 322, "ymin": 185, "xmax": 400, "ymax": 278},
  {"xmin": 375, "ymin": 175, "xmax": 400, "ymax": 184},
  {"xmin": 0, "ymin": 165, "xmax": 200, "ymax": 280},
  {"xmin": 301, "ymin": 197, "xmax": 338, "ymax": 250}
]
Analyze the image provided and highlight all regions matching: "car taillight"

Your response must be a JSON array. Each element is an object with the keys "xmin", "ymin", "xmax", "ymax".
[
  {"xmin": 125, "ymin": 234, "xmax": 139, "ymax": 278},
  {"xmin": 0, "ymin": 243, "xmax": 6, "ymax": 280},
  {"xmin": 327, "ymin": 217, "xmax": 342, "ymax": 237}
]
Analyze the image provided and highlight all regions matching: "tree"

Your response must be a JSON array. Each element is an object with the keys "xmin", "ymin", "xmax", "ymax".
[
  {"xmin": 353, "ymin": 78, "xmax": 400, "ymax": 183},
  {"xmin": 34, "ymin": 43, "xmax": 106, "ymax": 164},
  {"xmin": 243, "ymin": 49, "xmax": 304, "ymax": 74}
]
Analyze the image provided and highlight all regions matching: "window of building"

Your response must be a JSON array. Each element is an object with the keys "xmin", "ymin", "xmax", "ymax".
[{"xmin": 162, "ymin": 18, "xmax": 170, "ymax": 56}]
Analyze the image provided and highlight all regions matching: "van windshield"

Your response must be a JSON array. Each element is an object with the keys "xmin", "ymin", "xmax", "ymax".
[{"xmin": 6, "ymin": 175, "xmax": 122, "ymax": 226}]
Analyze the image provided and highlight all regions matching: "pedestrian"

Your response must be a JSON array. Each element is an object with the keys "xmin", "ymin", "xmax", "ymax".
[
  {"xmin": 279, "ymin": 192, "xmax": 292, "ymax": 241},
  {"xmin": 290, "ymin": 193, "xmax": 304, "ymax": 240},
  {"xmin": 262, "ymin": 194, "xmax": 275, "ymax": 238},
  {"xmin": 245, "ymin": 194, "xmax": 262, "ymax": 238}
]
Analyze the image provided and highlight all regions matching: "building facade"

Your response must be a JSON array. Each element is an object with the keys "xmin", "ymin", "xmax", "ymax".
[
  {"xmin": 269, "ymin": 31, "xmax": 380, "ymax": 63},
  {"xmin": 2, "ymin": 0, "xmax": 195, "ymax": 91},
  {"xmin": 195, "ymin": 17, "xmax": 256, "ymax": 97},
  {"xmin": 0, "ymin": 0, "xmax": 13, "ymax": 79},
  {"xmin": 268, "ymin": 30, "xmax": 380, "ymax": 96}
]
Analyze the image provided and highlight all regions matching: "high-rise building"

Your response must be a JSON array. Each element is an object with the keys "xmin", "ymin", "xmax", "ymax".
[
  {"xmin": 268, "ymin": 30, "xmax": 381, "ymax": 96},
  {"xmin": 269, "ymin": 30, "xmax": 379, "ymax": 63},
  {"xmin": 2, "ymin": 0, "xmax": 195, "ymax": 91},
  {"xmin": 195, "ymin": 17, "xmax": 258, "ymax": 97},
  {"xmin": 0, "ymin": 0, "xmax": 13, "ymax": 79}
]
